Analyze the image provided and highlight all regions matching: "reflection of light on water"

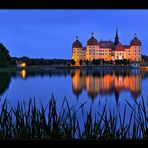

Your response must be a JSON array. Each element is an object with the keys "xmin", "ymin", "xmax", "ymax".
[
  {"xmin": 71, "ymin": 69, "xmax": 142, "ymax": 100},
  {"xmin": 21, "ymin": 70, "xmax": 26, "ymax": 78}
]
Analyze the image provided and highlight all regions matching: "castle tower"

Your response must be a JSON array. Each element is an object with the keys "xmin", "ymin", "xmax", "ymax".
[
  {"xmin": 114, "ymin": 28, "xmax": 119, "ymax": 45},
  {"xmin": 72, "ymin": 36, "xmax": 83, "ymax": 65},
  {"xmin": 130, "ymin": 33, "xmax": 142, "ymax": 62}
]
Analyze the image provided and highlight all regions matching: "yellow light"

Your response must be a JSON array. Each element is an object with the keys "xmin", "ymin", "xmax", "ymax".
[
  {"xmin": 21, "ymin": 63, "xmax": 26, "ymax": 67},
  {"xmin": 21, "ymin": 70, "xmax": 26, "ymax": 78}
]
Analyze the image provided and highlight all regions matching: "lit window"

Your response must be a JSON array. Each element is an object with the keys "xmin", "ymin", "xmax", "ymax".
[{"xmin": 21, "ymin": 63, "xmax": 26, "ymax": 67}]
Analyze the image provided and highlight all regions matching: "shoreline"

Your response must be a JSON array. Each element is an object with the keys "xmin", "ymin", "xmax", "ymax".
[{"xmin": 0, "ymin": 65, "xmax": 148, "ymax": 72}]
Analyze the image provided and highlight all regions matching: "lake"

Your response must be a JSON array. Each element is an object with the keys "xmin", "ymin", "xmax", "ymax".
[{"xmin": 1, "ymin": 67, "xmax": 148, "ymax": 111}]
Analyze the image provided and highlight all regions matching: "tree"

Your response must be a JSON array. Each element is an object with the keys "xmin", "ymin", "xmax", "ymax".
[
  {"xmin": 86, "ymin": 60, "xmax": 89, "ymax": 66},
  {"xmin": 98, "ymin": 59, "xmax": 101, "ymax": 65},
  {"xmin": 0, "ymin": 43, "xmax": 11, "ymax": 68},
  {"xmin": 64, "ymin": 61, "xmax": 67, "ymax": 65},
  {"xmin": 123, "ymin": 59, "xmax": 128, "ymax": 65},
  {"xmin": 115, "ymin": 59, "xmax": 119, "ymax": 65},
  {"xmin": 71, "ymin": 59, "xmax": 76, "ymax": 65},
  {"xmin": 119, "ymin": 60, "xmax": 123, "ymax": 65},
  {"xmin": 110, "ymin": 60, "xmax": 113, "ymax": 65},
  {"xmin": 102, "ymin": 59, "xmax": 105, "ymax": 65},
  {"xmin": 92, "ymin": 59, "xmax": 96, "ymax": 65},
  {"xmin": 79, "ymin": 60, "xmax": 83, "ymax": 65}
]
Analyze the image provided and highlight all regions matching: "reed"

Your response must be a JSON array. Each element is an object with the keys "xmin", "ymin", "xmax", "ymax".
[{"xmin": 0, "ymin": 95, "xmax": 148, "ymax": 139}]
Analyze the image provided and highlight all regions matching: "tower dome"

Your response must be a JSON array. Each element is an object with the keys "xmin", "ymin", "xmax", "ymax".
[
  {"xmin": 130, "ymin": 34, "xmax": 142, "ymax": 46},
  {"xmin": 72, "ymin": 36, "xmax": 82, "ymax": 48},
  {"xmin": 87, "ymin": 33, "xmax": 99, "ymax": 46}
]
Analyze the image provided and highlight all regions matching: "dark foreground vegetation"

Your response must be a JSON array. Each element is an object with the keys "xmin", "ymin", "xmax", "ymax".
[{"xmin": 0, "ymin": 96, "xmax": 148, "ymax": 139}]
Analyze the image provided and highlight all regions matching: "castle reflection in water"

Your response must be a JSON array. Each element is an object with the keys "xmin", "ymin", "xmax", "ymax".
[
  {"xmin": 70, "ymin": 68, "xmax": 145, "ymax": 101},
  {"xmin": 17, "ymin": 68, "xmax": 148, "ymax": 102}
]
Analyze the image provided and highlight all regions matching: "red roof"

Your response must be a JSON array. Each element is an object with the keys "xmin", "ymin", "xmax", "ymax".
[
  {"xmin": 87, "ymin": 36, "xmax": 99, "ymax": 46},
  {"xmin": 72, "ymin": 39, "xmax": 82, "ymax": 48},
  {"xmin": 130, "ymin": 37, "xmax": 141, "ymax": 46},
  {"xmin": 114, "ymin": 43, "xmax": 125, "ymax": 51}
]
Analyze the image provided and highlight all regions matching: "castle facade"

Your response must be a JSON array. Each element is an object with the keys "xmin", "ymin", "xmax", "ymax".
[{"xmin": 72, "ymin": 30, "xmax": 142, "ymax": 65}]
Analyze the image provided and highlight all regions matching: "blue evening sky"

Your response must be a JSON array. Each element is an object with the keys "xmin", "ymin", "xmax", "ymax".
[{"xmin": 0, "ymin": 10, "xmax": 147, "ymax": 59}]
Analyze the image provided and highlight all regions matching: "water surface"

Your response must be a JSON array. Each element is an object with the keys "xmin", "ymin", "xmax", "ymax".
[{"xmin": 1, "ymin": 68, "xmax": 148, "ymax": 110}]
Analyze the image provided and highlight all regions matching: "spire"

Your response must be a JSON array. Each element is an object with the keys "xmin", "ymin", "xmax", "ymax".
[
  {"xmin": 91, "ymin": 32, "xmax": 94, "ymax": 37},
  {"xmin": 76, "ymin": 36, "xmax": 78, "ymax": 40},
  {"xmin": 134, "ymin": 33, "xmax": 137, "ymax": 38},
  {"xmin": 114, "ymin": 28, "xmax": 119, "ymax": 45}
]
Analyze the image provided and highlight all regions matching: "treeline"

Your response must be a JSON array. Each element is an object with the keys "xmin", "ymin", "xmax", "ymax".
[
  {"xmin": 11, "ymin": 56, "xmax": 71, "ymax": 66},
  {"xmin": 142, "ymin": 55, "xmax": 148, "ymax": 62},
  {"xmin": 71, "ymin": 59, "xmax": 130, "ymax": 66}
]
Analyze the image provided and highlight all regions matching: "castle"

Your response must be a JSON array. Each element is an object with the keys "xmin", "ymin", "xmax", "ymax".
[{"xmin": 72, "ymin": 30, "xmax": 142, "ymax": 65}]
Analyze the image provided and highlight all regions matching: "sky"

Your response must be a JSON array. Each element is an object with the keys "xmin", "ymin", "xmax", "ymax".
[{"xmin": 0, "ymin": 10, "xmax": 147, "ymax": 59}]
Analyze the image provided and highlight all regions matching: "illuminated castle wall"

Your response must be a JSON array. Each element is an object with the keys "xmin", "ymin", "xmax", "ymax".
[{"xmin": 72, "ymin": 30, "xmax": 142, "ymax": 64}]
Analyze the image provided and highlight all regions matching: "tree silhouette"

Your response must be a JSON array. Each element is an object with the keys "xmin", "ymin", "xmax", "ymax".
[
  {"xmin": 0, "ymin": 43, "xmax": 11, "ymax": 68},
  {"xmin": 71, "ymin": 59, "xmax": 75, "ymax": 65}
]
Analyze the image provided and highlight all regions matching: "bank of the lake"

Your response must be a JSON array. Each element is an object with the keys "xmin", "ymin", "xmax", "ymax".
[{"xmin": 1, "ymin": 65, "xmax": 147, "ymax": 72}]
